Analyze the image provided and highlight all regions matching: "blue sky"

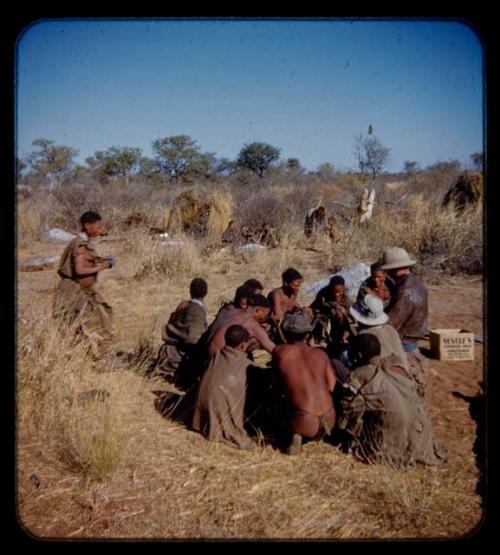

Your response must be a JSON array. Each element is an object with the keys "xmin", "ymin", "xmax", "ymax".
[{"xmin": 16, "ymin": 18, "xmax": 484, "ymax": 172}]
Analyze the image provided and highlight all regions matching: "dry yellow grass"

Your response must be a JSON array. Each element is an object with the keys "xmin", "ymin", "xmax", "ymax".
[{"xmin": 16, "ymin": 188, "xmax": 484, "ymax": 540}]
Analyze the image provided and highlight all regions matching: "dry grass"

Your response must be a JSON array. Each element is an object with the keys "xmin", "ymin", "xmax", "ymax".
[
  {"xmin": 16, "ymin": 178, "xmax": 484, "ymax": 540},
  {"xmin": 331, "ymin": 196, "xmax": 483, "ymax": 274}
]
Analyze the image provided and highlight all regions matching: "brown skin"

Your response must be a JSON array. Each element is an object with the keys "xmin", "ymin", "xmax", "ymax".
[
  {"xmin": 207, "ymin": 307, "xmax": 275, "ymax": 356},
  {"xmin": 269, "ymin": 278, "xmax": 303, "ymax": 322},
  {"xmin": 236, "ymin": 297, "xmax": 248, "ymax": 310},
  {"xmin": 73, "ymin": 220, "xmax": 111, "ymax": 288},
  {"xmin": 332, "ymin": 284, "xmax": 345, "ymax": 302},
  {"xmin": 372, "ymin": 270, "xmax": 387, "ymax": 289},
  {"xmin": 272, "ymin": 340, "xmax": 336, "ymax": 438}
]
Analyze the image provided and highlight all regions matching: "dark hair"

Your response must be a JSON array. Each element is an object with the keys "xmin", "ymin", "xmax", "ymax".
[
  {"xmin": 190, "ymin": 278, "xmax": 208, "ymax": 299},
  {"xmin": 224, "ymin": 324, "xmax": 250, "ymax": 348},
  {"xmin": 242, "ymin": 278, "xmax": 264, "ymax": 293},
  {"xmin": 80, "ymin": 211, "xmax": 102, "ymax": 227},
  {"xmin": 282, "ymin": 267, "xmax": 303, "ymax": 283},
  {"xmin": 234, "ymin": 285, "xmax": 252, "ymax": 306},
  {"xmin": 370, "ymin": 262, "xmax": 384, "ymax": 273},
  {"xmin": 329, "ymin": 275, "xmax": 345, "ymax": 287},
  {"xmin": 354, "ymin": 333, "xmax": 381, "ymax": 365},
  {"xmin": 248, "ymin": 294, "xmax": 271, "ymax": 308}
]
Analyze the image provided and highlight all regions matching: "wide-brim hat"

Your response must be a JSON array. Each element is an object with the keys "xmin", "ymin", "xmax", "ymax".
[
  {"xmin": 350, "ymin": 294, "xmax": 389, "ymax": 326},
  {"xmin": 378, "ymin": 247, "xmax": 416, "ymax": 270}
]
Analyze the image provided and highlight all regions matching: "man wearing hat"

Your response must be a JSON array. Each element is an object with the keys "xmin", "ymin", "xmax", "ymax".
[
  {"xmin": 271, "ymin": 313, "xmax": 336, "ymax": 455},
  {"xmin": 380, "ymin": 247, "xmax": 428, "ymax": 352},
  {"xmin": 379, "ymin": 247, "xmax": 428, "ymax": 360},
  {"xmin": 350, "ymin": 294, "xmax": 409, "ymax": 373}
]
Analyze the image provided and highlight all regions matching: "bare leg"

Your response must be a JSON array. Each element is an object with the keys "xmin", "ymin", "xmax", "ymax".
[{"xmin": 287, "ymin": 433, "xmax": 302, "ymax": 455}]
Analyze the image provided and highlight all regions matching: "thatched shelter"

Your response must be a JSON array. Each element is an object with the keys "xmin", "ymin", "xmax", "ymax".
[
  {"xmin": 442, "ymin": 171, "xmax": 483, "ymax": 213},
  {"xmin": 166, "ymin": 188, "xmax": 233, "ymax": 239}
]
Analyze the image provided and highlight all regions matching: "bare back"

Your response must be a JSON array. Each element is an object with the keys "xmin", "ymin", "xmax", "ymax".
[{"xmin": 273, "ymin": 343, "xmax": 335, "ymax": 414}]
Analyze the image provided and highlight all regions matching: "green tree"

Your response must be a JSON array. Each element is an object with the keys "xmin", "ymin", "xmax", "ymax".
[
  {"xmin": 236, "ymin": 141, "xmax": 281, "ymax": 178},
  {"xmin": 354, "ymin": 133, "xmax": 390, "ymax": 185},
  {"xmin": 470, "ymin": 151, "xmax": 484, "ymax": 172},
  {"xmin": 86, "ymin": 146, "xmax": 142, "ymax": 183},
  {"xmin": 138, "ymin": 156, "xmax": 160, "ymax": 178},
  {"xmin": 26, "ymin": 138, "xmax": 78, "ymax": 189},
  {"xmin": 152, "ymin": 135, "xmax": 203, "ymax": 181}
]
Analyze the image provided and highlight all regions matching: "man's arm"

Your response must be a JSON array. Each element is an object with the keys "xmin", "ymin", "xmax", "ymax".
[
  {"xmin": 324, "ymin": 354, "xmax": 336, "ymax": 392},
  {"xmin": 249, "ymin": 320, "xmax": 276, "ymax": 353},
  {"xmin": 74, "ymin": 246, "xmax": 110, "ymax": 276},
  {"xmin": 386, "ymin": 290, "xmax": 411, "ymax": 333}
]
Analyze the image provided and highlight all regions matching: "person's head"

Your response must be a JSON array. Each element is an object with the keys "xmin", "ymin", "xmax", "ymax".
[
  {"xmin": 248, "ymin": 294, "xmax": 272, "ymax": 323},
  {"xmin": 190, "ymin": 278, "xmax": 208, "ymax": 300},
  {"xmin": 370, "ymin": 262, "xmax": 387, "ymax": 288},
  {"xmin": 80, "ymin": 211, "xmax": 103, "ymax": 237},
  {"xmin": 233, "ymin": 285, "xmax": 253, "ymax": 309},
  {"xmin": 350, "ymin": 294, "xmax": 389, "ymax": 327},
  {"xmin": 379, "ymin": 247, "xmax": 416, "ymax": 278},
  {"xmin": 281, "ymin": 312, "xmax": 313, "ymax": 343},
  {"xmin": 282, "ymin": 268, "xmax": 303, "ymax": 294},
  {"xmin": 242, "ymin": 278, "xmax": 264, "ymax": 296},
  {"xmin": 328, "ymin": 275, "xmax": 346, "ymax": 302},
  {"xmin": 352, "ymin": 333, "xmax": 381, "ymax": 366},
  {"xmin": 224, "ymin": 324, "xmax": 251, "ymax": 352}
]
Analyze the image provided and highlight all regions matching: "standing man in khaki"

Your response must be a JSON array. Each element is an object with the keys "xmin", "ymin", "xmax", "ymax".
[
  {"xmin": 379, "ymin": 247, "xmax": 428, "ymax": 370},
  {"xmin": 53, "ymin": 211, "xmax": 114, "ymax": 360}
]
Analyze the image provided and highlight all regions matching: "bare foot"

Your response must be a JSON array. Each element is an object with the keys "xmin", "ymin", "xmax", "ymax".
[{"xmin": 287, "ymin": 433, "xmax": 302, "ymax": 455}]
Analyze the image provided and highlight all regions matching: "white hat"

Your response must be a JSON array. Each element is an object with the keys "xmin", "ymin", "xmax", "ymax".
[
  {"xmin": 378, "ymin": 247, "xmax": 416, "ymax": 270},
  {"xmin": 350, "ymin": 294, "xmax": 389, "ymax": 326}
]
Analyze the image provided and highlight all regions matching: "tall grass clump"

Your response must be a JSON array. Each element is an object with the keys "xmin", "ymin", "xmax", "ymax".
[
  {"xmin": 331, "ymin": 196, "xmax": 482, "ymax": 274},
  {"xmin": 17, "ymin": 299, "xmax": 127, "ymax": 481}
]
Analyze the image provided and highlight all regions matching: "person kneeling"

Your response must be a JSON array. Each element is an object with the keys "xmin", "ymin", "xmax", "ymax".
[
  {"xmin": 192, "ymin": 325, "xmax": 258, "ymax": 450},
  {"xmin": 272, "ymin": 313, "xmax": 336, "ymax": 455}
]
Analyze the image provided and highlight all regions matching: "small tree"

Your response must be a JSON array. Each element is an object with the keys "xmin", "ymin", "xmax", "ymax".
[
  {"xmin": 87, "ymin": 146, "xmax": 142, "ymax": 183},
  {"xmin": 470, "ymin": 151, "xmax": 484, "ymax": 172},
  {"xmin": 316, "ymin": 162, "xmax": 336, "ymax": 181},
  {"xmin": 26, "ymin": 138, "xmax": 78, "ymax": 190},
  {"xmin": 152, "ymin": 135, "xmax": 202, "ymax": 181},
  {"xmin": 236, "ymin": 141, "xmax": 281, "ymax": 178},
  {"xmin": 354, "ymin": 133, "xmax": 390, "ymax": 187},
  {"xmin": 403, "ymin": 160, "xmax": 420, "ymax": 175}
]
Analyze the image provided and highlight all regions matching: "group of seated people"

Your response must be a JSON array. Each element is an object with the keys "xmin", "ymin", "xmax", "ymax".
[{"xmin": 154, "ymin": 247, "xmax": 447, "ymax": 467}]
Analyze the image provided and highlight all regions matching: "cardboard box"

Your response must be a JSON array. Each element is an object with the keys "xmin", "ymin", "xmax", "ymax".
[{"xmin": 429, "ymin": 329, "xmax": 475, "ymax": 361}]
